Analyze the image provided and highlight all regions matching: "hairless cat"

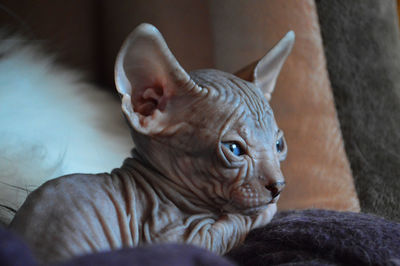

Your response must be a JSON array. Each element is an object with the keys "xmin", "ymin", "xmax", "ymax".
[{"xmin": 10, "ymin": 23, "xmax": 294, "ymax": 263}]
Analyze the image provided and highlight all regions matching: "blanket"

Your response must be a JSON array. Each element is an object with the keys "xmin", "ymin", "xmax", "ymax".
[
  {"xmin": 316, "ymin": 0, "xmax": 400, "ymax": 221},
  {"xmin": 2, "ymin": 210, "xmax": 400, "ymax": 265},
  {"xmin": 228, "ymin": 210, "xmax": 400, "ymax": 265},
  {"xmin": 0, "ymin": 227, "xmax": 233, "ymax": 266}
]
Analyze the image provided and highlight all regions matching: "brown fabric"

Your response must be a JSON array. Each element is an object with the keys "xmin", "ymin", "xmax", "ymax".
[
  {"xmin": 316, "ymin": 0, "xmax": 400, "ymax": 220},
  {"xmin": 0, "ymin": 1, "xmax": 360, "ymax": 211},
  {"xmin": 398, "ymin": 0, "xmax": 400, "ymax": 24},
  {"xmin": 98, "ymin": 0, "xmax": 214, "ymax": 87},
  {"xmin": 208, "ymin": 1, "xmax": 359, "ymax": 211},
  {"xmin": 0, "ymin": 0, "xmax": 98, "ymax": 80}
]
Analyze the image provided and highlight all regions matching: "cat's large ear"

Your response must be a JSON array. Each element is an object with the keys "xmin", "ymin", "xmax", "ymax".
[
  {"xmin": 115, "ymin": 23, "xmax": 194, "ymax": 135},
  {"xmin": 235, "ymin": 31, "xmax": 295, "ymax": 101}
]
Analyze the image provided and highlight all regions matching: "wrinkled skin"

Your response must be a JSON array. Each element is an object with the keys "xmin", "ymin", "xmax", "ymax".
[
  {"xmin": 10, "ymin": 24, "xmax": 294, "ymax": 264},
  {"xmin": 144, "ymin": 69, "xmax": 287, "ymax": 215}
]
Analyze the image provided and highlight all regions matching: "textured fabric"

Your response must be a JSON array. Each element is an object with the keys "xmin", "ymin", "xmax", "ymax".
[
  {"xmin": 228, "ymin": 209, "xmax": 400, "ymax": 265},
  {"xmin": 0, "ymin": 226, "xmax": 234, "ymax": 266},
  {"xmin": 0, "ymin": 227, "xmax": 36, "ymax": 266},
  {"xmin": 316, "ymin": 0, "xmax": 400, "ymax": 221},
  {"xmin": 60, "ymin": 244, "xmax": 235, "ymax": 266},
  {"xmin": 4, "ymin": 210, "xmax": 400, "ymax": 265}
]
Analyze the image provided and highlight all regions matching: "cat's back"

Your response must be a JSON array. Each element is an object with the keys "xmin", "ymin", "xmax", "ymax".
[{"xmin": 10, "ymin": 172, "xmax": 133, "ymax": 263}]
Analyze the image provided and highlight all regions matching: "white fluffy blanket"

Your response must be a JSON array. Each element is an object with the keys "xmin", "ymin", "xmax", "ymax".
[{"xmin": 0, "ymin": 36, "xmax": 132, "ymax": 225}]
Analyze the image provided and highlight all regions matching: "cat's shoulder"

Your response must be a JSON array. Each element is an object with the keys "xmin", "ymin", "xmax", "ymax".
[
  {"xmin": 10, "ymin": 173, "xmax": 119, "ymax": 229},
  {"xmin": 19, "ymin": 173, "xmax": 114, "ymax": 212},
  {"xmin": 38, "ymin": 172, "xmax": 110, "ymax": 193}
]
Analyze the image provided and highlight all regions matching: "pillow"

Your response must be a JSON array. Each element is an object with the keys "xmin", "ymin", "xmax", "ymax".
[
  {"xmin": 316, "ymin": 0, "xmax": 400, "ymax": 220},
  {"xmin": 208, "ymin": 0, "xmax": 360, "ymax": 211}
]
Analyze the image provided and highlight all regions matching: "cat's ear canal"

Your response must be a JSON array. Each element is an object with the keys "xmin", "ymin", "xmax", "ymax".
[
  {"xmin": 235, "ymin": 31, "xmax": 295, "ymax": 101},
  {"xmin": 115, "ymin": 23, "xmax": 193, "ymax": 135}
]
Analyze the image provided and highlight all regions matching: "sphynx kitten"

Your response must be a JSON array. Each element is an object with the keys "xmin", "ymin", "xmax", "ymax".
[{"xmin": 10, "ymin": 24, "xmax": 294, "ymax": 263}]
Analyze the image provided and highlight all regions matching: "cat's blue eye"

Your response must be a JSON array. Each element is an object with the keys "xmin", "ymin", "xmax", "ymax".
[
  {"xmin": 276, "ymin": 137, "xmax": 285, "ymax": 153},
  {"xmin": 223, "ymin": 142, "xmax": 245, "ymax": 156}
]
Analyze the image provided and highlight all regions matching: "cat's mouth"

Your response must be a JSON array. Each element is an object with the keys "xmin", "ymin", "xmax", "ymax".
[
  {"xmin": 223, "ymin": 193, "xmax": 279, "ymax": 215},
  {"xmin": 225, "ymin": 181, "xmax": 282, "ymax": 215}
]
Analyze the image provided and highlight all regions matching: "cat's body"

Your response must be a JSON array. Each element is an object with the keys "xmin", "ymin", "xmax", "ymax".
[
  {"xmin": 11, "ymin": 156, "xmax": 275, "ymax": 263},
  {"xmin": 10, "ymin": 24, "xmax": 294, "ymax": 263}
]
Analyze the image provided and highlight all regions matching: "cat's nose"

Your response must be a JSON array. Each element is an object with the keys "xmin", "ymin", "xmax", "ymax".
[{"xmin": 265, "ymin": 181, "xmax": 285, "ymax": 198}]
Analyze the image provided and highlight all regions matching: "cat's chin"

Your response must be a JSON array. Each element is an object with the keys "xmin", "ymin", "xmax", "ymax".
[
  {"xmin": 241, "ymin": 205, "xmax": 270, "ymax": 216},
  {"xmin": 222, "ymin": 193, "xmax": 281, "ymax": 215},
  {"xmin": 222, "ymin": 202, "xmax": 273, "ymax": 216}
]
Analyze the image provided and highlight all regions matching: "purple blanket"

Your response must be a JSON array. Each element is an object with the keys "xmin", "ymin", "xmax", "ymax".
[
  {"xmin": 1, "ymin": 210, "xmax": 400, "ymax": 266},
  {"xmin": 228, "ymin": 210, "xmax": 400, "ymax": 265}
]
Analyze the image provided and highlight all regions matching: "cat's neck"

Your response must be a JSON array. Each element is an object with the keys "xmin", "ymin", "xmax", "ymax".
[{"xmin": 119, "ymin": 152, "xmax": 221, "ymax": 214}]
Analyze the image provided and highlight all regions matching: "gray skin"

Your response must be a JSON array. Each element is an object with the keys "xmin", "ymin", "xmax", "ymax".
[{"xmin": 10, "ymin": 24, "xmax": 294, "ymax": 264}]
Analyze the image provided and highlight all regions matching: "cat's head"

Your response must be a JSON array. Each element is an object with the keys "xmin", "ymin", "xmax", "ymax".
[{"xmin": 115, "ymin": 23, "xmax": 294, "ymax": 215}]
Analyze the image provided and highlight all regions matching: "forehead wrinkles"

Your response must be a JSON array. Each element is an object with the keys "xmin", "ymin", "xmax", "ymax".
[{"xmin": 190, "ymin": 69, "xmax": 272, "ymax": 128}]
